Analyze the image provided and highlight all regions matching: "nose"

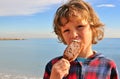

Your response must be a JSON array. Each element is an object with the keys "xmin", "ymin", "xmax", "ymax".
[{"xmin": 70, "ymin": 30, "xmax": 79, "ymax": 40}]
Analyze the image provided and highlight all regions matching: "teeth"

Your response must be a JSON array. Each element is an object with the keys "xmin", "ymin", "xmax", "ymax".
[{"xmin": 72, "ymin": 40, "xmax": 80, "ymax": 42}]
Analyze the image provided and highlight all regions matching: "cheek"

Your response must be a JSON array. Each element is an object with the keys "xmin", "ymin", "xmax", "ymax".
[
  {"xmin": 82, "ymin": 28, "xmax": 92, "ymax": 43},
  {"xmin": 62, "ymin": 34, "xmax": 70, "ymax": 45}
]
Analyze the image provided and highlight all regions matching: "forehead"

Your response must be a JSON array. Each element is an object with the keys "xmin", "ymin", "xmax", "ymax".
[{"xmin": 61, "ymin": 16, "xmax": 88, "ymax": 27}]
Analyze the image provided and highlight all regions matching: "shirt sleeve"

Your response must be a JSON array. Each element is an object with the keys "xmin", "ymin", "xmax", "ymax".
[
  {"xmin": 43, "ymin": 56, "xmax": 62, "ymax": 79},
  {"xmin": 110, "ymin": 60, "xmax": 119, "ymax": 79},
  {"xmin": 43, "ymin": 62, "xmax": 52, "ymax": 79}
]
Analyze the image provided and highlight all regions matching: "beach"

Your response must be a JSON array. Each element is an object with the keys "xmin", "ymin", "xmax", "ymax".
[{"xmin": 0, "ymin": 73, "xmax": 41, "ymax": 79}]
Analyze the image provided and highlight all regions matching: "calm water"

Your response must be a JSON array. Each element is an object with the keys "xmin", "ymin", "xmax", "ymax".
[{"xmin": 0, "ymin": 38, "xmax": 120, "ymax": 78}]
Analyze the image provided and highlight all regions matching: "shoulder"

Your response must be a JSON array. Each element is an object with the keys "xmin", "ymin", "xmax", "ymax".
[
  {"xmin": 45, "ymin": 56, "xmax": 63, "ymax": 69},
  {"xmin": 95, "ymin": 53, "xmax": 117, "ymax": 68},
  {"xmin": 100, "ymin": 57, "xmax": 117, "ymax": 67},
  {"xmin": 48, "ymin": 56, "xmax": 63, "ymax": 65},
  {"xmin": 91, "ymin": 52, "xmax": 117, "ymax": 67}
]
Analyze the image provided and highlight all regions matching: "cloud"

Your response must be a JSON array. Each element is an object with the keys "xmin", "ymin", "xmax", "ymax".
[
  {"xmin": 96, "ymin": 4, "xmax": 115, "ymax": 8},
  {"xmin": 0, "ymin": 0, "xmax": 116, "ymax": 16},
  {"xmin": 0, "ymin": 0, "xmax": 66, "ymax": 16}
]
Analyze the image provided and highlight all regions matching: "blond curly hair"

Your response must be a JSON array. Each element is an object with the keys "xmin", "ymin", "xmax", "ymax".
[{"xmin": 53, "ymin": 0, "xmax": 104, "ymax": 44}]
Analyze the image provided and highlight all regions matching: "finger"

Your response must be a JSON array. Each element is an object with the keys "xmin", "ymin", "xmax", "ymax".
[{"xmin": 57, "ymin": 59, "xmax": 70, "ymax": 70}]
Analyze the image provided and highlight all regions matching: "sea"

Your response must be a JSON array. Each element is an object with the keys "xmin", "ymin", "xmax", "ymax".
[{"xmin": 0, "ymin": 38, "xmax": 120, "ymax": 79}]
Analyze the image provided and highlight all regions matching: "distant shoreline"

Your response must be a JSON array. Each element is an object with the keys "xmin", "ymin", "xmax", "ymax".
[{"xmin": 0, "ymin": 38, "xmax": 25, "ymax": 40}]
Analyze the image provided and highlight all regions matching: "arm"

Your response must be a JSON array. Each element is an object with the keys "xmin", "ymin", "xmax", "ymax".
[
  {"xmin": 110, "ymin": 60, "xmax": 119, "ymax": 79},
  {"xmin": 110, "ymin": 67, "xmax": 119, "ymax": 79},
  {"xmin": 43, "ymin": 58, "xmax": 70, "ymax": 79}
]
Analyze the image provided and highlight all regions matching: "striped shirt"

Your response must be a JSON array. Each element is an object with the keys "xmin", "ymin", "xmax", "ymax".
[{"xmin": 43, "ymin": 53, "xmax": 119, "ymax": 79}]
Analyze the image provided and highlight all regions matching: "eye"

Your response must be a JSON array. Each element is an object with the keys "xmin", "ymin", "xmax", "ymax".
[
  {"xmin": 77, "ymin": 25, "xmax": 84, "ymax": 28},
  {"xmin": 63, "ymin": 29, "xmax": 70, "ymax": 33}
]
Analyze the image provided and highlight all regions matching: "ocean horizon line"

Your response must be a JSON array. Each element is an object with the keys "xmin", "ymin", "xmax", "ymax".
[{"xmin": 0, "ymin": 36, "xmax": 120, "ymax": 40}]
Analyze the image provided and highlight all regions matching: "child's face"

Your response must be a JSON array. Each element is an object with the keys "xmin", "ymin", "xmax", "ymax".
[{"xmin": 61, "ymin": 16, "xmax": 92, "ymax": 49}]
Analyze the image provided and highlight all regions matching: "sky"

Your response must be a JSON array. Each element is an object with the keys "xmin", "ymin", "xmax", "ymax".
[{"xmin": 0, "ymin": 0, "xmax": 120, "ymax": 38}]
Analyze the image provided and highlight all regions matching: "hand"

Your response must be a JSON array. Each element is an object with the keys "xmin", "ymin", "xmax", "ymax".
[{"xmin": 50, "ymin": 58, "xmax": 70, "ymax": 79}]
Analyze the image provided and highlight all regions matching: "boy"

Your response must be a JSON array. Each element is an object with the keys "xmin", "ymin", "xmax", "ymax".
[{"xmin": 43, "ymin": 0, "xmax": 119, "ymax": 79}]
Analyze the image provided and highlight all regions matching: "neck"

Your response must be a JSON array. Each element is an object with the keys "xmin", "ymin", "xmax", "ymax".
[{"xmin": 78, "ymin": 46, "xmax": 93, "ymax": 58}]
